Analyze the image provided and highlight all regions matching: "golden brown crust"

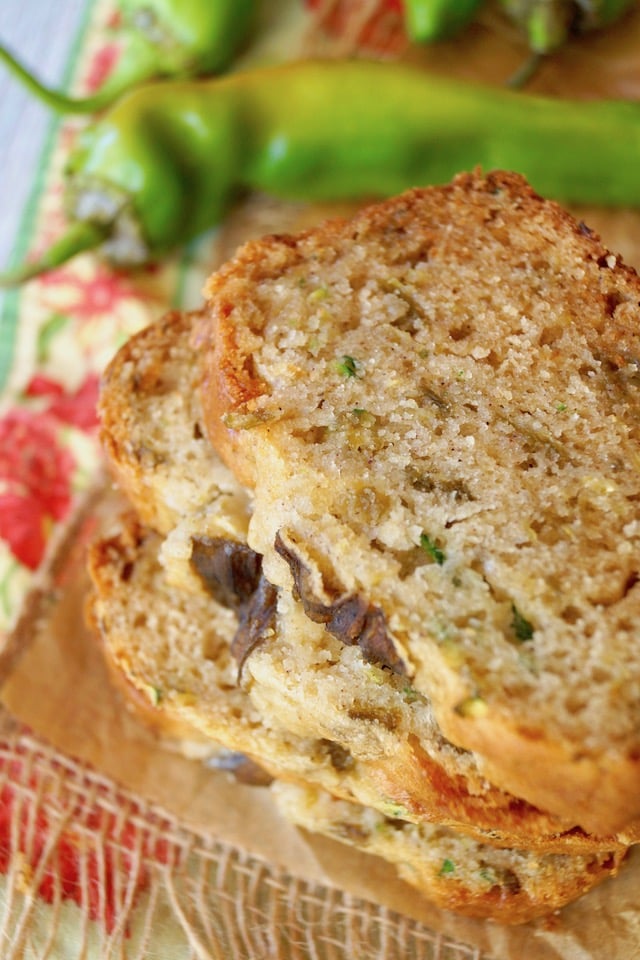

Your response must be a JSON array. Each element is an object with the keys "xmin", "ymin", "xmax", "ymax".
[
  {"xmin": 86, "ymin": 518, "xmax": 214, "ymax": 750},
  {"xmin": 200, "ymin": 170, "xmax": 640, "ymax": 833},
  {"xmin": 199, "ymin": 306, "xmax": 263, "ymax": 489},
  {"xmin": 442, "ymin": 710, "xmax": 640, "ymax": 838},
  {"xmin": 272, "ymin": 783, "xmax": 627, "ymax": 925},
  {"xmin": 99, "ymin": 310, "xmax": 194, "ymax": 531},
  {"xmin": 99, "ymin": 308, "xmax": 248, "ymax": 536}
]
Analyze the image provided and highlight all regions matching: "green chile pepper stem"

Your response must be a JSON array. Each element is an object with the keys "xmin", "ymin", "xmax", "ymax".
[
  {"xmin": 500, "ymin": 0, "xmax": 636, "ymax": 54},
  {"xmin": 3, "ymin": 59, "xmax": 640, "ymax": 284},
  {"xmin": 404, "ymin": 0, "xmax": 485, "ymax": 41},
  {"xmin": 0, "ymin": 222, "xmax": 110, "ymax": 286},
  {"xmin": 0, "ymin": 43, "xmax": 159, "ymax": 115},
  {"xmin": 0, "ymin": 0, "xmax": 255, "ymax": 114},
  {"xmin": 593, "ymin": 0, "xmax": 638, "ymax": 27}
]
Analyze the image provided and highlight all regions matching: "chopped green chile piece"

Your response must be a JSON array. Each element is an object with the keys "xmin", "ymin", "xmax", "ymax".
[
  {"xmin": 420, "ymin": 533, "xmax": 445, "ymax": 565},
  {"xmin": 511, "ymin": 604, "xmax": 535, "ymax": 642}
]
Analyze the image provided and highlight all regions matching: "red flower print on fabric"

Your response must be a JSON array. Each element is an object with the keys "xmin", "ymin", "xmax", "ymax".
[
  {"xmin": 305, "ymin": 0, "xmax": 406, "ymax": 54},
  {"xmin": 37, "ymin": 262, "xmax": 140, "ymax": 320},
  {"xmin": 84, "ymin": 41, "xmax": 120, "ymax": 93},
  {"xmin": 25, "ymin": 373, "xmax": 100, "ymax": 431},
  {"xmin": 0, "ymin": 410, "xmax": 75, "ymax": 570},
  {"xmin": 0, "ymin": 745, "xmax": 177, "ymax": 935}
]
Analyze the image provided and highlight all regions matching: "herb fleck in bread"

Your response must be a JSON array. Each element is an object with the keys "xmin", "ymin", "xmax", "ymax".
[
  {"xmin": 200, "ymin": 170, "xmax": 640, "ymax": 834},
  {"xmin": 86, "ymin": 516, "xmax": 627, "ymax": 924},
  {"xmin": 271, "ymin": 782, "xmax": 626, "ymax": 925},
  {"xmin": 94, "ymin": 307, "xmax": 638, "ymax": 854}
]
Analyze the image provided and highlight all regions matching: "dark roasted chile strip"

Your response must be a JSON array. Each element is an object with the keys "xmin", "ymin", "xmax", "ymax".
[
  {"xmin": 274, "ymin": 531, "xmax": 336, "ymax": 621},
  {"xmin": 191, "ymin": 535, "xmax": 262, "ymax": 610},
  {"xmin": 275, "ymin": 531, "xmax": 405, "ymax": 674},
  {"xmin": 231, "ymin": 574, "xmax": 279, "ymax": 678},
  {"xmin": 357, "ymin": 606, "xmax": 406, "ymax": 675},
  {"xmin": 207, "ymin": 751, "xmax": 274, "ymax": 787},
  {"xmin": 229, "ymin": 758, "xmax": 274, "ymax": 787},
  {"xmin": 190, "ymin": 536, "xmax": 279, "ymax": 678},
  {"xmin": 326, "ymin": 594, "xmax": 368, "ymax": 641}
]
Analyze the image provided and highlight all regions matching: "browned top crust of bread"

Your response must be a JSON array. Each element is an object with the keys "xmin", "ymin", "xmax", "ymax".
[{"xmin": 200, "ymin": 170, "xmax": 640, "ymax": 833}]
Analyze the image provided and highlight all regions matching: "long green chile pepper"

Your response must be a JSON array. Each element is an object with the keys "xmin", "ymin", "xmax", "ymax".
[
  {"xmin": 3, "ymin": 58, "xmax": 640, "ymax": 285},
  {"xmin": 0, "ymin": 0, "xmax": 255, "ymax": 115},
  {"xmin": 584, "ymin": 0, "xmax": 638, "ymax": 28},
  {"xmin": 403, "ymin": 0, "xmax": 485, "ymax": 41}
]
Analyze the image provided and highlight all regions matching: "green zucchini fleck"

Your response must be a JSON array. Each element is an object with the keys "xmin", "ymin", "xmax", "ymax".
[
  {"xmin": 420, "ymin": 532, "xmax": 445, "ymax": 565},
  {"xmin": 511, "ymin": 604, "xmax": 534, "ymax": 643}
]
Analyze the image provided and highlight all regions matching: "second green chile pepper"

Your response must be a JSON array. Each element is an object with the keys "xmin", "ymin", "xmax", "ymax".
[
  {"xmin": 4, "ymin": 57, "xmax": 640, "ymax": 284},
  {"xmin": 0, "ymin": 0, "xmax": 256, "ymax": 114},
  {"xmin": 403, "ymin": 0, "xmax": 484, "ymax": 41},
  {"xmin": 500, "ymin": 0, "xmax": 636, "ymax": 54}
]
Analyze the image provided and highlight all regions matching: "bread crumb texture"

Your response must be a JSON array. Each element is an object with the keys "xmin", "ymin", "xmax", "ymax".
[
  {"xmin": 271, "ymin": 781, "xmax": 625, "ymax": 925},
  {"xmin": 203, "ymin": 171, "xmax": 640, "ymax": 786},
  {"xmin": 97, "ymin": 301, "xmax": 640, "ymax": 850},
  {"xmin": 99, "ymin": 309, "xmax": 251, "ymax": 537}
]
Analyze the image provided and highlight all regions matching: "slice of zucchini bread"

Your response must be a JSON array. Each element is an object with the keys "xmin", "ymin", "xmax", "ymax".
[
  {"xmin": 86, "ymin": 518, "xmax": 627, "ymax": 924},
  {"xmin": 200, "ymin": 169, "xmax": 640, "ymax": 833},
  {"xmin": 87, "ymin": 510, "xmax": 638, "ymax": 855},
  {"xmin": 95, "ymin": 305, "xmax": 639, "ymax": 853}
]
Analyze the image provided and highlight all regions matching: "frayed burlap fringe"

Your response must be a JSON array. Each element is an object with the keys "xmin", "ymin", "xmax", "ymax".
[{"xmin": 0, "ymin": 709, "xmax": 491, "ymax": 960}]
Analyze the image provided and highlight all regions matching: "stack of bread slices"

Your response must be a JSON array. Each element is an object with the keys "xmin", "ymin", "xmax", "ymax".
[{"xmin": 87, "ymin": 170, "xmax": 640, "ymax": 924}]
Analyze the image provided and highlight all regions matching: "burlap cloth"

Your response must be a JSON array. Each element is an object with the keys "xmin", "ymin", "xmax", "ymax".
[{"xmin": 1, "ymin": 2, "xmax": 640, "ymax": 957}]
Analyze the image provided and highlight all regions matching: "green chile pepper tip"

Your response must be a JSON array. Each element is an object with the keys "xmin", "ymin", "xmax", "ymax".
[
  {"xmin": 500, "ymin": 0, "xmax": 636, "ymax": 54},
  {"xmin": 404, "ymin": 0, "xmax": 484, "ymax": 41},
  {"xmin": 3, "ymin": 58, "xmax": 640, "ymax": 285},
  {"xmin": 0, "ymin": 0, "xmax": 256, "ymax": 114}
]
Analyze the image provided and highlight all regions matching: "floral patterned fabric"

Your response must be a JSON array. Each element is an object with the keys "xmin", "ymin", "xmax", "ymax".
[{"xmin": 0, "ymin": 0, "xmax": 199, "ymax": 635}]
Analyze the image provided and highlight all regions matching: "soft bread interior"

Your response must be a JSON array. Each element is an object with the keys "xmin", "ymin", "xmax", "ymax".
[{"xmin": 200, "ymin": 171, "xmax": 640, "ymax": 832}]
